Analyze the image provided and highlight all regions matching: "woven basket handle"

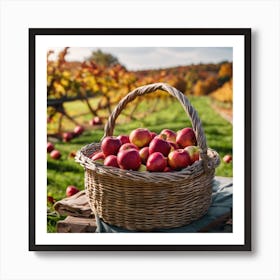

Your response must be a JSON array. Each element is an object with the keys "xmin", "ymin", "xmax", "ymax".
[{"xmin": 104, "ymin": 82, "xmax": 211, "ymax": 169}]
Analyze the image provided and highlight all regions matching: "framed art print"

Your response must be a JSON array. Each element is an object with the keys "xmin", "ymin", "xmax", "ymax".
[{"xmin": 29, "ymin": 28, "xmax": 251, "ymax": 251}]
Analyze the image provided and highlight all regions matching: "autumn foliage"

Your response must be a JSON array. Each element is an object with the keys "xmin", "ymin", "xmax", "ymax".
[{"xmin": 47, "ymin": 48, "xmax": 233, "ymax": 135}]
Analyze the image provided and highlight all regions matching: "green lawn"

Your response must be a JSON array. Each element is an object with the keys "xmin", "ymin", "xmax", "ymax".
[{"xmin": 47, "ymin": 95, "xmax": 232, "ymax": 232}]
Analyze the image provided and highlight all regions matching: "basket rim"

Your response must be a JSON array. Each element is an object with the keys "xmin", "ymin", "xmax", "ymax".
[{"xmin": 75, "ymin": 142, "xmax": 220, "ymax": 183}]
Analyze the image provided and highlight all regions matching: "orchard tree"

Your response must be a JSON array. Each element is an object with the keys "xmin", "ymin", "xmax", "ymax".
[
  {"xmin": 89, "ymin": 49, "xmax": 120, "ymax": 67},
  {"xmin": 218, "ymin": 62, "xmax": 232, "ymax": 84}
]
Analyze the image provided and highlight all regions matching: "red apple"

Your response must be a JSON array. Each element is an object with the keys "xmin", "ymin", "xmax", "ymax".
[
  {"xmin": 150, "ymin": 132, "xmax": 157, "ymax": 140},
  {"xmin": 47, "ymin": 196, "xmax": 55, "ymax": 204},
  {"xmin": 149, "ymin": 137, "xmax": 171, "ymax": 157},
  {"xmin": 101, "ymin": 136, "xmax": 122, "ymax": 156},
  {"xmin": 89, "ymin": 116, "xmax": 102, "ymax": 126},
  {"xmin": 168, "ymin": 149, "xmax": 191, "ymax": 170},
  {"xmin": 47, "ymin": 142, "xmax": 55, "ymax": 153},
  {"xmin": 117, "ymin": 149, "xmax": 141, "ymax": 170},
  {"xmin": 168, "ymin": 141, "xmax": 180, "ymax": 151},
  {"xmin": 117, "ymin": 135, "xmax": 130, "ymax": 145},
  {"xmin": 129, "ymin": 128, "xmax": 152, "ymax": 148},
  {"xmin": 104, "ymin": 155, "xmax": 119, "ymax": 168},
  {"xmin": 146, "ymin": 152, "xmax": 167, "ymax": 172},
  {"xmin": 91, "ymin": 151, "xmax": 105, "ymax": 161},
  {"xmin": 119, "ymin": 143, "xmax": 138, "ymax": 152},
  {"xmin": 62, "ymin": 132, "xmax": 74, "ymax": 142},
  {"xmin": 73, "ymin": 125, "xmax": 84, "ymax": 136},
  {"xmin": 184, "ymin": 146, "xmax": 200, "ymax": 164},
  {"xmin": 223, "ymin": 154, "xmax": 232, "ymax": 163},
  {"xmin": 139, "ymin": 146, "xmax": 149, "ymax": 164},
  {"xmin": 159, "ymin": 129, "xmax": 177, "ymax": 143},
  {"xmin": 176, "ymin": 127, "xmax": 197, "ymax": 148},
  {"xmin": 66, "ymin": 185, "xmax": 79, "ymax": 197},
  {"xmin": 50, "ymin": 149, "xmax": 61, "ymax": 160},
  {"xmin": 163, "ymin": 166, "xmax": 173, "ymax": 172}
]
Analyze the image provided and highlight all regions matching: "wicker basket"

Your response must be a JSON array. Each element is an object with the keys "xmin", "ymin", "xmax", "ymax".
[{"xmin": 75, "ymin": 83, "xmax": 220, "ymax": 231}]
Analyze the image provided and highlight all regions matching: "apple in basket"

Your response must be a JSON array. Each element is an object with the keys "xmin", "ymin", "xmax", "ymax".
[
  {"xmin": 91, "ymin": 151, "xmax": 105, "ymax": 161},
  {"xmin": 101, "ymin": 136, "xmax": 122, "ymax": 157},
  {"xmin": 139, "ymin": 146, "xmax": 149, "ymax": 164},
  {"xmin": 138, "ymin": 164, "xmax": 147, "ymax": 172},
  {"xmin": 168, "ymin": 141, "xmax": 180, "ymax": 151},
  {"xmin": 184, "ymin": 146, "xmax": 200, "ymax": 164},
  {"xmin": 150, "ymin": 132, "xmax": 157, "ymax": 140},
  {"xmin": 176, "ymin": 127, "xmax": 197, "ymax": 148},
  {"xmin": 117, "ymin": 149, "xmax": 141, "ymax": 171},
  {"xmin": 66, "ymin": 185, "xmax": 79, "ymax": 197},
  {"xmin": 146, "ymin": 152, "xmax": 167, "ymax": 172},
  {"xmin": 168, "ymin": 149, "xmax": 191, "ymax": 170},
  {"xmin": 163, "ymin": 166, "xmax": 173, "ymax": 172},
  {"xmin": 129, "ymin": 128, "xmax": 152, "ymax": 148},
  {"xmin": 117, "ymin": 135, "xmax": 130, "ymax": 145},
  {"xmin": 149, "ymin": 137, "xmax": 171, "ymax": 157},
  {"xmin": 104, "ymin": 155, "xmax": 119, "ymax": 168},
  {"xmin": 159, "ymin": 129, "xmax": 177, "ymax": 143},
  {"xmin": 119, "ymin": 143, "xmax": 139, "ymax": 151}
]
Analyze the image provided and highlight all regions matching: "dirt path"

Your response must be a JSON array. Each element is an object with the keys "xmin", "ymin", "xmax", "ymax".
[{"xmin": 211, "ymin": 102, "xmax": 233, "ymax": 124}]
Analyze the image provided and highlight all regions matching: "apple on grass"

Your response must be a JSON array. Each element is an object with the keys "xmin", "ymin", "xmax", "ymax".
[
  {"xmin": 68, "ymin": 151, "xmax": 76, "ymax": 158},
  {"xmin": 168, "ymin": 149, "xmax": 191, "ymax": 170},
  {"xmin": 176, "ymin": 127, "xmax": 197, "ymax": 148},
  {"xmin": 149, "ymin": 137, "xmax": 171, "ymax": 157},
  {"xmin": 104, "ymin": 155, "xmax": 119, "ymax": 168},
  {"xmin": 62, "ymin": 132, "xmax": 74, "ymax": 142},
  {"xmin": 89, "ymin": 116, "xmax": 102, "ymax": 126},
  {"xmin": 101, "ymin": 136, "xmax": 122, "ymax": 157},
  {"xmin": 66, "ymin": 185, "xmax": 79, "ymax": 197},
  {"xmin": 117, "ymin": 149, "xmax": 141, "ymax": 171},
  {"xmin": 223, "ymin": 154, "xmax": 232, "ymax": 163},
  {"xmin": 146, "ymin": 152, "xmax": 167, "ymax": 172},
  {"xmin": 129, "ymin": 128, "xmax": 152, "ymax": 148},
  {"xmin": 73, "ymin": 125, "xmax": 84, "ymax": 136},
  {"xmin": 47, "ymin": 142, "xmax": 55, "ymax": 153},
  {"xmin": 50, "ymin": 150, "xmax": 61, "ymax": 160},
  {"xmin": 184, "ymin": 146, "xmax": 200, "ymax": 164},
  {"xmin": 47, "ymin": 196, "xmax": 55, "ymax": 204}
]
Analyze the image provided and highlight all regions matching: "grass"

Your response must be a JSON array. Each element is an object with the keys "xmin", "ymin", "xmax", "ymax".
[{"xmin": 47, "ymin": 95, "xmax": 232, "ymax": 232}]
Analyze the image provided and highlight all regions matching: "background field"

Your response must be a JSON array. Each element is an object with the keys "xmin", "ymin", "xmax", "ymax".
[{"xmin": 47, "ymin": 95, "xmax": 232, "ymax": 232}]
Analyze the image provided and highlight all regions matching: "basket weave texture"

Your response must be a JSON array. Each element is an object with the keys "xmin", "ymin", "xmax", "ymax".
[{"xmin": 76, "ymin": 83, "xmax": 220, "ymax": 231}]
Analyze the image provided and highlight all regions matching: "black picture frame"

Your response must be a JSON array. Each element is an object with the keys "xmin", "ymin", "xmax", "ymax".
[{"xmin": 29, "ymin": 28, "xmax": 251, "ymax": 251}]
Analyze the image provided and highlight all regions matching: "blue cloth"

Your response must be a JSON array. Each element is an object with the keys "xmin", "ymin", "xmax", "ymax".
[{"xmin": 95, "ymin": 178, "xmax": 233, "ymax": 233}]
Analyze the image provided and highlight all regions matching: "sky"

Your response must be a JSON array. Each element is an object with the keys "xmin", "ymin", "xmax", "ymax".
[{"xmin": 48, "ymin": 47, "xmax": 232, "ymax": 71}]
